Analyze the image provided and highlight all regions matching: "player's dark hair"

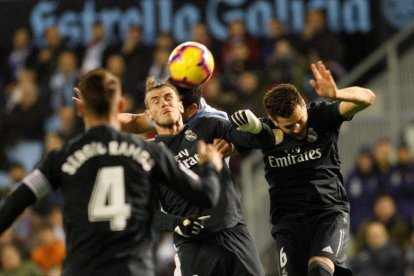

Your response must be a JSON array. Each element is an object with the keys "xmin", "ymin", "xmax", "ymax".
[
  {"xmin": 263, "ymin": 83, "xmax": 303, "ymax": 118},
  {"xmin": 79, "ymin": 69, "xmax": 118, "ymax": 117},
  {"xmin": 167, "ymin": 78, "xmax": 202, "ymax": 110}
]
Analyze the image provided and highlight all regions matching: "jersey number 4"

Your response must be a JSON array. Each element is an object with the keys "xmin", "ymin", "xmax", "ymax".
[{"xmin": 88, "ymin": 166, "xmax": 131, "ymax": 231}]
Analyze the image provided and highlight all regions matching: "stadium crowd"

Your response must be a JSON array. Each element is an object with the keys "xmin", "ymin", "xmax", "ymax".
[{"xmin": 0, "ymin": 9, "xmax": 413, "ymax": 276}]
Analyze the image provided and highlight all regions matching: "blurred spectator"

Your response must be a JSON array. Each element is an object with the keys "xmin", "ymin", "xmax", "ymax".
[
  {"xmin": 405, "ymin": 230, "xmax": 414, "ymax": 276},
  {"xmin": 260, "ymin": 18, "xmax": 292, "ymax": 66},
  {"xmin": 7, "ymin": 28, "xmax": 33, "ymax": 83},
  {"xmin": 154, "ymin": 32, "xmax": 175, "ymax": 51},
  {"xmin": 373, "ymin": 138, "xmax": 395, "ymax": 189},
  {"xmin": 221, "ymin": 42, "xmax": 257, "ymax": 91},
  {"xmin": 265, "ymin": 39, "xmax": 306, "ymax": 90},
  {"xmin": 28, "ymin": 26, "xmax": 67, "ymax": 86},
  {"xmin": 45, "ymin": 207, "xmax": 65, "ymax": 244},
  {"xmin": 355, "ymin": 194, "xmax": 410, "ymax": 251},
  {"xmin": 30, "ymin": 225, "xmax": 65, "ymax": 274},
  {"xmin": 232, "ymin": 71, "xmax": 264, "ymax": 116},
  {"xmin": 346, "ymin": 146, "xmax": 381, "ymax": 233},
  {"xmin": 190, "ymin": 23, "xmax": 222, "ymax": 72},
  {"xmin": 387, "ymin": 141, "xmax": 414, "ymax": 223},
  {"xmin": 48, "ymin": 51, "xmax": 78, "ymax": 112},
  {"xmin": 221, "ymin": 20, "xmax": 259, "ymax": 68},
  {"xmin": 0, "ymin": 243, "xmax": 42, "ymax": 276},
  {"xmin": 298, "ymin": 9, "xmax": 344, "ymax": 78},
  {"xmin": 80, "ymin": 22, "xmax": 107, "ymax": 75},
  {"xmin": 2, "ymin": 80, "xmax": 47, "ymax": 171},
  {"xmin": 202, "ymin": 77, "xmax": 236, "ymax": 113},
  {"xmin": 351, "ymin": 221, "xmax": 404, "ymax": 276},
  {"xmin": 147, "ymin": 47, "xmax": 170, "ymax": 83}
]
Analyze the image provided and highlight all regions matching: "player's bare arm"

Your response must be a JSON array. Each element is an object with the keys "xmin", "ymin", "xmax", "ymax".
[
  {"xmin": 73, "ymin": 87, "xmax": 154, "ymax": 133},
  {"xmin": 309, "ymin": 60, "xmax": 375, "ymax": 118}
]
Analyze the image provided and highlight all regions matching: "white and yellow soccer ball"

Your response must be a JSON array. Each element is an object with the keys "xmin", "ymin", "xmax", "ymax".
[{"xmin": 168, "ymin": 41, "xmax": 215, "ymax": 88}]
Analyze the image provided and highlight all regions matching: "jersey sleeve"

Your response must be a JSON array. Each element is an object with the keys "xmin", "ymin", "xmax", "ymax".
[
  {"xmin": 311, "ymin": 101, "xmax": 351, "ymax": 129},
  {"xmin": 149, "ymin": 143, "xmax": 220, "ymax": 208},
  {"xmin": 23, "ymin": 150, "xmax": 61, "ymax": 199},
  {"xmin": 210, "ymin": 117, "xmax": 275, "ymax": 152},
  {"xmin": 152, "ymin": 208, "xmax": 179, "ymax": 232}
]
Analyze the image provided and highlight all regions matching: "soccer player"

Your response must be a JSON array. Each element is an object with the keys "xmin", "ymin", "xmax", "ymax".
[
  {"xmin": 144, "ymin": 77, "xmax": 265, "ymax": 276},
  {"xmin": 230, "ymin": 61, "xmax": 375, "ymax": 276},
  {"xmin": 0, "ymin": 69, "xmax": 224, "ymax": 276}
]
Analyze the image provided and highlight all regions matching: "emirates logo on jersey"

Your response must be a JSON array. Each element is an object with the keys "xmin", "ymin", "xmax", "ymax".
[{"xmin": 267, "ymin": 147, "xmax": 322, "ymax": 168}]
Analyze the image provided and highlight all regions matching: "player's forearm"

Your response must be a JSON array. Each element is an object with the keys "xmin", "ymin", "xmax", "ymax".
[
  {"xmin": 119, "ymin": 113, "xmax": 154, "ymax": 134},
  {"xmin": 336, "ymin": 87, "xmax": 375, "ymax": 107},
  {"xmin": 0, "ymin": 184, "xmax": 36, "ymax": 233},
  {"xmin": 152, "ymin": 209, "xmax": 178, "ymax": 232}
]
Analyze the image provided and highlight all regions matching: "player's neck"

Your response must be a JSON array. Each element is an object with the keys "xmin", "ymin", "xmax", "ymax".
[
  {"xmin": 84, "ymin": 114, "xmax": 121, "ymax": 131},
  {"xmin": 155, "ymin": 121, "xmax": 184, "ymax": 135}
]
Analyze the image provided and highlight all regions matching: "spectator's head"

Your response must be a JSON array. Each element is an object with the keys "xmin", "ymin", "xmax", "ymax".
[
  {"xmin": 44, "ymin": 26, "xmax": 61, "ymax": 48},
  {"xmin": 356, "ymin": 146, "xmax": 374, "ymax": 174},
  {"xmin": 263, "ymin": 83, "xmax": 308, "ymax": 140},
  {"xmin": 125, "ymin": 25, "xmax": 142, "ymax": 44},
  {"xmin": 57, "ymin": 51, "xmax": 78, "ymax": 75},
  {"xmin": 396, "ymin": 141, "xmax": 412, "ymax": 166},
  {"xmin": 191, "ymin": 23, "xmax": 211, "ymax": 45},
  {"xmin": 44, "ymin": 133, "xmax": 64, "ymax": 153},
  {"xmin": 7, "ymin": 162, "xmax": 25, "ymax": 184},
  {"xmin": 373, "ymin": 194, "xmax": 397, "ymax": 223},
  {"xmin": 373, "ymin": 138, "xmax": 394, "ymax": 170},
  {"xmin": 155, "ymin": 33, "xmax": 174, "ymax": 51},
  {"xmin": 19, "ymin": 82, "xmax": 39, "ymax": 109},
  {"xmin": 305, "ymin": 9, "xmax": 326, "ymax": 32},
  {"xmin": 365, "ymin": 221, "xmax": 389, "ymax": 251},
  {"xmin": 229, "ymin": 20, "xmax": 246, "ymax": 37},
  {"xmin": 12, "ymin": 27, "xmax": 30, "ymax": 49},
  {"xmin": 91, "ymin": 22, "xmax": 105, "ymax": 42},
  {"xmin": 267, "ymin": 18, "xmax": 284, "ymax": 39},
  {"xmin": 105, "ymin": 54, "xmax": 126, "ymax": 78}
]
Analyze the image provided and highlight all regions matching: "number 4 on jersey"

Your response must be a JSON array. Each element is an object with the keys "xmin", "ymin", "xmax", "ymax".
[{"xmin": 88, "ymin": 166, "xmax": 131, "ymax": 231}]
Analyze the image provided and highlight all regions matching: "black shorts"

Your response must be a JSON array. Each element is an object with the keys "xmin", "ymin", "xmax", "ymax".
[
  {"xmin": 272, "ymin": 210, "xmax": 352, "ymax": 276},
  {"xmin": 174, "ymin": 224, "xmax": 265, "ymax": 276}
]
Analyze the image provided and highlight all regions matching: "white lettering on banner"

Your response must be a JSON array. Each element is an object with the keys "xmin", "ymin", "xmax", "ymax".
[{"xmin": 30, "ymin": 0, "xmax": 372, "ymax": 47}]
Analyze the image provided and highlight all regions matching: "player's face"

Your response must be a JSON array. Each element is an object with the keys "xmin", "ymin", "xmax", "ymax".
[
  {"xmin": 145, "ymin": 87, "xmax": 184, "ymax": 127},
  {"xmin": 273, "ymin": 104, "xmax": 308, "ymax": 140}
]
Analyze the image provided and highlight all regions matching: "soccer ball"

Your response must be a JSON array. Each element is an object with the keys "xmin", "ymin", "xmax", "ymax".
[{"xmin": 168, "ymin": 41, "xmax": 215, "ymax": 88}]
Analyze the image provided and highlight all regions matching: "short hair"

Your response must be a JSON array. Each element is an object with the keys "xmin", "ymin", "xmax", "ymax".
[
  {"xmin": 144, "ymin": 77, "xmax": 179, "ymax": 107},
  {"xmin": 263, "ymin": 83, "xmax": 303, "ymax": 118},
  {"xmin": 78, "ymin": 69, "xmax": 119, "ymax": 117}
]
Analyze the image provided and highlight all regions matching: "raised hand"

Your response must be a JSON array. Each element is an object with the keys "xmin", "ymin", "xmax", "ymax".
[{"xmin": 309, "ymin": 61, "xmax": 338, "ymax": 100}]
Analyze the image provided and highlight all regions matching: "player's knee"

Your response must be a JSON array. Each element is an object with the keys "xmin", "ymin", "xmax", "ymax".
[{"xmin": 308, "ymin": 256, "xmax": 334, "ymax": 276}]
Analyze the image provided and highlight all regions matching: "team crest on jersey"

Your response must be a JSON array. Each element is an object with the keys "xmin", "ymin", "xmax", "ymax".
[
  {"xmin": 272, "ymin": 129, "xmax": 284, "ymax": 145},
  {"xmin": 184, "ymin": 130, "xmax": 197, "ymax": 141},
  {"xmin": 306, "ymin": 128, "xmax": 318, "ymax": 143}
]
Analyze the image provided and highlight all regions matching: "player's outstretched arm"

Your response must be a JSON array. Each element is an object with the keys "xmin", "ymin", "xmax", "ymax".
[
  {"xmin": 309, "ymin": 61, "xmax": 375, "ymax": 118},
  {"xmin": 118, "ymin": 113, "xmax": 154, "ymax": 134},
  {"xmin": 73, "ymin": 87, "xmax": 154, "ymax": 134},
  {"xmin": 154, "ymin": 141, "xmax": 222, "ymax": 208},
  {"xmin": 152, "ymin": 209, "xmax": 210, "ymax": 238},
  {"xmin": 230, "ymin": 109, "xmax": 263, "ymax": 134},
  {"xmin": 0, "ymin": 184, "xmax": 36, "ymax": 233}
]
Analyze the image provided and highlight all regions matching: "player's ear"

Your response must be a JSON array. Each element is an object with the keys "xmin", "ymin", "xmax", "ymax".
[
  {"xmin": 144, "ymin": 109, "xmax": 152, "ymax": 120},
  {"xmin": 269, "ymin": 115, "xmax": 279, "ymax": 127},
  {"xmin": 178, "ymin": 101, "xmax": 184, "ymax": 113},
  {"xmin": 118, "ymin": 97, "xmax": 126, "ymax": 113}
]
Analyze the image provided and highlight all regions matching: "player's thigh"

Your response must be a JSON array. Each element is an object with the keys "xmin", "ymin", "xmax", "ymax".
[
  {"xmin": 274, "ymin": 231, "xmax": 307, "ymax": 276},
  {"xmin": 309, "ymin": 212, "xmax": 350, "ymax": 270},
  {"xmin": 175, "ymin": 241, "xmax": 227, "ymax": 276}
]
